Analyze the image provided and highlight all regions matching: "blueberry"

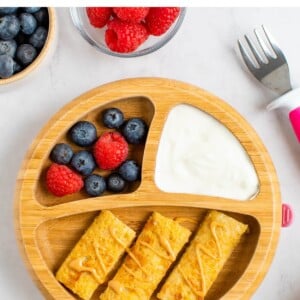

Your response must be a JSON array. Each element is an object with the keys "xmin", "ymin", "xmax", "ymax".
[
  {"xmin": 0, "ymin": 15, "xmax": 20, "ymax": 40},
  {"xmin": 13, "ymin": 60, "xmax": 22, "ymax": 73},
  {"xmin": 19, "ymin": 13, "xmax": 37, "ymax": 35},
  {"xmin": 122, "ymin": 118, "xmax": 148, "ymax": 144},
  {"xmin": 84, "ymin": 174, "xmax": 106, "ymax": 196},
  {"xmin": 16, "ymin": 44, "xmax": 37, "ymax": 65},
  {"xmin": 0, "ymin": 54, "xmax": 14, "ymax": 78},
  {"xmin": 107, "ymin": 173, "xmax": 126, "ymax": 192},
  {"xmin": 29, "ymin": 26, "xmax": 47, "ymax": 49},
  {"xmin": 34, "ymin": 8, "xmax": 48, "ymax": 25},
  {"xmin": 69, "ymin": 121, "xmax": 97, "ymax": 147},
  {"xmin": 71, "ymin": 150, "xmax": 96, "ymax": 176},
  {"xmin": 118, "ymin": 160, "xmax": 140, "ymax": 182},
  {"xmin": 29, "ymin": 26, "xmax": 48, "ymax": 49},
  {"xmin": 23, "ymin": 7, "xmax": 41, "ymax": 14},
  {"xmin": 0, "ymin": 39, "xmax": 17, "ymax": 57},
  {"xmin": 0, "ymin": 8, "xmax": 18, "ymax": 16},
  {"xmin": 50, "ymin": 143, "xmax": 73, "ymax": 165},
  {"xmin": 102, "ymin": 108, "xmax": 124, "ymax": 129}
]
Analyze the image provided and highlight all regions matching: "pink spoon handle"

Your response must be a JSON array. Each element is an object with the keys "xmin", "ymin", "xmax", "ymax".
[
  {"xmin": 282, "ymin": 203, "xmax": 293, "ymax": 227},
  {"xmin": 289, "ymin": 107, "xmax": 300, "ymax": 142}
]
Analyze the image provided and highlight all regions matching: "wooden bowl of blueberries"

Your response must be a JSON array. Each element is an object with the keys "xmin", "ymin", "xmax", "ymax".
[{"xmin": 0, "ymin": 7, "xmax": 55, "ymax": 85}]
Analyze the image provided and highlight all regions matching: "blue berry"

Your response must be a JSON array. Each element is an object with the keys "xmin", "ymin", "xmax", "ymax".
[
  {"xmin": 16, "ymin": 44, "xmax": 37, "ymax": 65},
  {"xmin": 102, "ymin": 108, "xmax": 124, "ymax": 129},
  {"xmin": 0, "ymin": 54, "xmax": 14, "ymax": 78},
  {"xmin": 29, "ymin": 26, "xmax": 47, "ymax": 49},
  {"xmin": 70, "ymin": 150, "xmax": 96, "ymax": 176},
  {"xmin": 50, "ymin": 143, "xmax": 73, "ymax": 165},
  {"xmin": 118, "ymin": 160, "xmax": 140, "ymax": 182},
  {"xmin": 0, "ymin": 15, "xmax": 20, "ymax": 40},
  {"xmin": 122, "ymin": 118, "xmax": 148, "ymax": 144},
  {"xmin": 34, "ymin": 8, "xmax": 48, "ymax": 25},
  {"xmin": 0, "ymin": 8, "xmax": 18, "ymax": 16},
  {"xmin": 23, "ymin": 8, "xmax": 41, "ymax": 14},
  {"xmin": 69, "ymin": 121, "xmax": 97, "ymax": 147},
  {"xmin": 0, "ymin": 39, "xmax": 17, "ymax": 57},
  {"xmin": 84, "ymin": 174, "xmax": 106, "ymax": 196},
  {"xmin": 107, "ymin": 173, "xmax": 126, "ymax": 192},
  {"xmin": 20, "ymin": 13, "xmax": 37, "ymax": 35},
  {"xmin": 13, "ymin": 60, "xmax": 22, "ymax": 73}
]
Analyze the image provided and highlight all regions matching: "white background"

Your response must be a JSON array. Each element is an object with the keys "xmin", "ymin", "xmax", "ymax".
[{"xmin": 1, "ymin": 7, "xmax": 300, "ymax": 300}]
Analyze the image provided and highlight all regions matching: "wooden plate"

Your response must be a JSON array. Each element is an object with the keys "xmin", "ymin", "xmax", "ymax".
[
  {"xmin": 0, "ymin": 8, "xmax": 56, "ymax": 86},
  {"xmin": 14, "ymin": 78, "xmax": 281, "ymax": 300}
]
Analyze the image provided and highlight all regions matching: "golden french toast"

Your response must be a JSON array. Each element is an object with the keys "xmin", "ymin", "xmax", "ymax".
[
  {"xmin": 56, "ymin": 210, "xmax": 136, "ymax": 300},
  {"xmin": 157, "ymin": 210, "xmax": 248, "ymax": 300},
  {"xmin": 100, "ymin": 212, "xmax": 191, "ymax": 300}
]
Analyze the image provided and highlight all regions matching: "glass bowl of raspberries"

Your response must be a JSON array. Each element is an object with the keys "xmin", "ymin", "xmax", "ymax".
[
  {"xmin": 0, "ymin": 7, "xmax": 55, "ymax": 85},
  {"xmin": 70, "ymin": 7, "xmax": 186, "ymax": 57}
]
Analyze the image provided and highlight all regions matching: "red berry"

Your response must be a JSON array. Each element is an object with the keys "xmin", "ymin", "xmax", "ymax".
[
  {"xmin": 145, "ymin": 7, "xmax": 180, "ymax": 36},
  {"xmin": 113, "ymin": 7, "xmax": 150, "ymax": 23},
  {"xmin": 105, "ymin": 19, "xmax": 149, "ymax": 53},
  {"xmin": 93, "ymin": 132, "xmax": 128, "ymax": 170},
  {"xmin": 86, "ymin": 7, "xmax": 112, "ymax": 28},
  {"xmin": 46, "ymin": 164, "xmax": 83, "ymax": 197}
]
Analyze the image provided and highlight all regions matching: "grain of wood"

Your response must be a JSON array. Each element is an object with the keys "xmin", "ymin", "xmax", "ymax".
[{"xmin": 14, "ymin": 78, "xmax": 281, "ymax": 300}]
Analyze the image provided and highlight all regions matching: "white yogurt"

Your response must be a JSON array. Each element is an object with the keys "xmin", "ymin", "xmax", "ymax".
[{"xmin": 155, "ymin": 104, "xmax": 259, "ymax": 200}]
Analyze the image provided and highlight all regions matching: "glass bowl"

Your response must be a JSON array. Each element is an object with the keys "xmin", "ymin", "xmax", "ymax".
[{"xmin": 70, "ymin": 7, "xmax": 186, "ymax": 58}]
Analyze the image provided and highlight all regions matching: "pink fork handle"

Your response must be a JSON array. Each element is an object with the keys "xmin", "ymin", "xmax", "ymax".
[
  {"xmin": 267, "ymin": 89, "xmax": 300, "ymax": 142},
  {"xmin": 289, "ymin": 107, "xmax": 300, "ymax": 142}
]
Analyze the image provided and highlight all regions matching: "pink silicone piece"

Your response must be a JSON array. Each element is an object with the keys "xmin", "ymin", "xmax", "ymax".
[
  {"xmin": 282, "ymin": 203, "xmax": 293, "ymax": 227},
  {"xmin": 289, "ymin": 107, "xmax": 300, "ymax": 142}
]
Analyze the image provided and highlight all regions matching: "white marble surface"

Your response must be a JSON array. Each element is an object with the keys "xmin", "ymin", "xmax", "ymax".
[{"xmin": 1, "ymin": 7, "xmax": 300, "ymax": 300}]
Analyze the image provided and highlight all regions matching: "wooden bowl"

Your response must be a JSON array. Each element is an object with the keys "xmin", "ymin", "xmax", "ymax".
[
  {"xmin": 14, "ymin": 78, "xmax": 281, "ymax": 300},
  {"xmin": 0, "ymin": 8, "xmax": 56, "ymax": 86}
]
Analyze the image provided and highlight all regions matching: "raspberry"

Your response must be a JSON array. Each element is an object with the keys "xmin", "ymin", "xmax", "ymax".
[
  {"xmin": 145, "ymin": 7, "xmax": 180, "ymax": 36},
  {"xmin": 113, "ymin": 7, "xmax": 149, "ymax": 23},
  {"xmin": 46, "ymin": 164, "xmax": 83, "ymax": 197},
  {"xmin": 93, "ymin": 132, "xmax": 128, "ymax": 170},
  {"xmin": 105, "ymin": 19, "xmax": 148, "ymax": 53},
  {"xmin": 86, "ymin": 7, "xmax": 112, "ymax": 28}
]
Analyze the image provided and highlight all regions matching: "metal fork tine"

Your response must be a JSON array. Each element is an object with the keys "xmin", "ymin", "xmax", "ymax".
[
  {"xmin": 237, "ymin": 25, "xmax": 291, "ymax": 95},
  {"xmin": 262, "ymin": 25, "xmax": 286, "ymax": 61},
  {"xmin": 238, "ymin": 40, "xmax": 258, "ymax": 72},
  {"xmin": 254, "ymin": 28, "xmax": 274, "ymax": 61},
  {"xmin": 244, "ymin": 34, "xmax": 265, "ymax": 65}
]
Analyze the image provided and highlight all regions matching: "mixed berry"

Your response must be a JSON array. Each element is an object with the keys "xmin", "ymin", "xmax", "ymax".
[
  {"xmin": 118, "ymin": 160, "xmax": 140, "ymax": 182},
  {"xmin": 46, "ymin": 164, "xmax": 83, "ymax": 197},
  {"xmin": 102, "ymin": 107, "xmax": 124, "ymax": 129},
  {"xmin": 93, "ymin": 131, "xmax": 129, "ymax": 170},
  {"xmin": 69, "ymin": 121, "xmax": 97, "ymax": 147},
  {"xmin": 46, "ymin": 107, "xmax": 148, "ymax": 197},
  {"xmin": 86, "ymin": 7, "xmax": 181, "ymax": 53},
  {"xmin": 70, "ymin": 150, "xmax": 96, "ymax": 176},
  {"xmin": 0, "ymin": 7, "xmax": 49, "ymax": 79},
  {"xmin": 122, "ymin": 117, "xmax": 148, "ymax": 144},
  {"xmin": 50, "ymin": 143, "xmax": 73, "ymax": 165},
  {"xmin": 107, "ymin": 173, "xmax": 126, "ymax": 193},
  {"xmin": 84, "ymin": 174, "xmax": 106, "ymax": 197}
]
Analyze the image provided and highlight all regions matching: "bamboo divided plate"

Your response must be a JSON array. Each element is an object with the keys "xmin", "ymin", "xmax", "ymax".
[{"xmin": 15, "ymin": 78, "xmax": 281, "ymax": 300}]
